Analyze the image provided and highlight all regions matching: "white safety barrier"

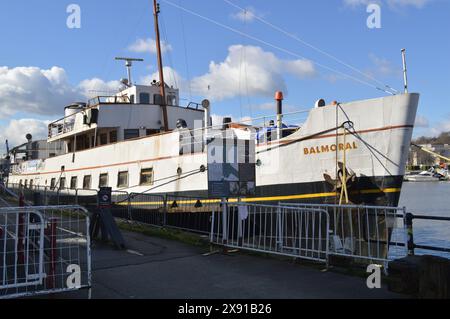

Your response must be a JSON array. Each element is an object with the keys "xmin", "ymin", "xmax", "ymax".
[
  {"xmin": 0, "ymin": 205, "xmax": 91, "ymax": 299},
  {"xmin": 280, "ymin": 203, "xmax": 407, "ymax": 266},
  {"xmin": 211, "ymin": 203, "xmax": 330, "ymax": 264}
]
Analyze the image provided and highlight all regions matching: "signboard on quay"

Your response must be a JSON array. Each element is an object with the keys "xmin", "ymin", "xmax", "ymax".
[{"xmin": 207, "ymin": 137, "xmax": 256, "ymax": 198}]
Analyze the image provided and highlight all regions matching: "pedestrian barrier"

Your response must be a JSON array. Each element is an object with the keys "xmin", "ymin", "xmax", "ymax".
[
  {"xmin": 0, "ymin": 205, "xmax": 91, "ymax": 299},
  {"xmin": 280, "ymin": 203, "xmax": 407, "ymax": 266},
  {"xmin": 210, "ymin": 202, "xmax": 330, "ymax": 264}
]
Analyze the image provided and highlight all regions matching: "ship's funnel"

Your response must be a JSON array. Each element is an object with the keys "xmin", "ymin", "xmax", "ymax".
[{"xmin": 275, "ymin": 91, "xmax": 284, "ymax": 140}]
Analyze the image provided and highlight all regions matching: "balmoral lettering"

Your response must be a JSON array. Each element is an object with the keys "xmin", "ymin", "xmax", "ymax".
[{"xmin": 304, "ymin": 142, "xmax": 358, "ymax": 155}]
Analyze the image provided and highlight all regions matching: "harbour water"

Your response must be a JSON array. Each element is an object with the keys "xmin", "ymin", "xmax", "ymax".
[{"xmin": 398, "ymin": 182, "xmax": 450, "ymax": 259}]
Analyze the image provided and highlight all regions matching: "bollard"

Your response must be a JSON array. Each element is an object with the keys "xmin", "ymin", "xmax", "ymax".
[{"xmin": 405, "ymin": 213, "xmax": 415, "ymax": 256}]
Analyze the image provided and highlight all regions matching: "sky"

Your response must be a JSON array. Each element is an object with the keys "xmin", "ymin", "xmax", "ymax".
[{"xmin": 0, "ymin": 0, "xmax": 449, "ymax": 153}]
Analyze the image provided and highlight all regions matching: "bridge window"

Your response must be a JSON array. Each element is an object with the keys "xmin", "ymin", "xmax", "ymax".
[
  {"xmin": 167, "ymin": 95, "xmax": 176, "ymax": 106},
  {"xmin": 139, "ymin": 93, "xmax": 150, "ymax": 104},
  {"xmin": 154, "ymin": 94, "xmax": 163, "ymax": 105},
  {"xmin": 24, "ymin": 180, "xmax": 28, "ymax": 188},
  {"xmin": 70, "ymin": 176, "xmax": 78, "ymax": 190},
  {"xmin": 99, "ymin": 133, "xmax": 108, "ymax": 145},
  {"xmin": 140, "ymin": 168, "xmax": 154, "ymax": 186},
  {"xmin": 99, "ymin": 173, "xmax": 108, "ymax": 188},
  {"xmin": 146, "ymin": 129, "xmax": 160, "ymax": 136},
  {"xmin": 50, "ymin": 178, "xmax": 56, "ymax": 190},
  {"xmin": 117, "ymin": 171, "xmax": 129, "ymax": 188},
  {"xmin": 83, "ymin": 175, "xmax": 92, "ymax": 189},
  {"xmin": 130, "ymin": 94, "xmax": 135, "ymax": 104},
  {"xmin": 109, "ymin": 130, "xmax": 118, "ymax": 143},
  {"xmin": 29, "ymin": 180, "xmax": 33, "ymax": 189},
  {"xmin": 60, "ymin": 177, "xmax": 66, "ymax": 189},
  {"xmin": 124, "ymin": 129, "xmax": 140, "ymax": 140}
]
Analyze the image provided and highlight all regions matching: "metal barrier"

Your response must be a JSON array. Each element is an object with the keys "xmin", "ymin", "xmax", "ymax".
[
  {"xmin": 128, "ymin": 193, "xmax": 165, "ymax": 224},
  {"xmin": 404, "ymin": 213, "xmax": 450, "ymax": 257},
  {"xmin": 5, "ymin": 184, "xmax": 98, "ymax": 207},
  {"xmin": 211, "ymin": 202, "xmax": 330, "ymax": 263},
  {"xmin": 280, "ymin": 203, "xmax": 407, "ymax": 265},
  {"xmin": 116, "ymin": 194, "xmax": 218, "ymax": 235},
  {"xmin": 0, "ymin": 205, "xmax": 91, "ymax": 299},
  {"xmin": 164, "ymin": 195, "xmax": 218, "ymax": 234},
  {"xmin": 0, "ymin": 209, "xmax": 45, "ymax": 290}
]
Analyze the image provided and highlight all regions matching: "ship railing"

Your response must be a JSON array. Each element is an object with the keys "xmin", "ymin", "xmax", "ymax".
[
  {"xmin": 48, "ymin": 113, "xmax": 79, "ymax": 139},
  {"xmin": 4, "ymin": 184, "xmax": 98, "ymax": 207},
  {"xmin": 111, "ymin": 193, "xmax": 217, "ymax": 235},
  {"xmin": 87, "ymin": 95, "xmax": 131, "ymax": 107},
  {"xmin": 161, "ymin": 195, "xmax": 218, "ymax": 234},
  {"xmin": 118, "ymin": 193, "xmax": 165, "ymax": 227},
  {"xmin": 0, "ymin": 204, "xmax": 92, "ymax": 299},
  {"xmin": 210, "ymin": 202, "xmax": 330, "ymax": 264}
]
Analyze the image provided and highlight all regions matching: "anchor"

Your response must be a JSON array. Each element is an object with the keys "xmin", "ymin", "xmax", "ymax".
[{"xmin": 324, "ymin": 162, "xmax": 357, "ymax": 193}]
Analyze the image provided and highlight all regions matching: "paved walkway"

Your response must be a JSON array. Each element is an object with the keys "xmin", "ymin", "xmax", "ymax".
[{"xmin": 66, "ymin": 230, "xmax": 402, "ymax": 299}]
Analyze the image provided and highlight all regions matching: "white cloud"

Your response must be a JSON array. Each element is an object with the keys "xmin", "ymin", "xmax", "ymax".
[
  {"xmin": 387, "ymin": 0, "xmax": 432, "ymax": 8},
  {"xmin": 367, "ymin": 53, "xmax": 402, "ymax": 77},
  {"xmin": 344, "ymin": 0, "xmax": 432, "ymax": 8},
  {"xmin": 190, "ymin": 45, "xmax": 315, "ymax": 101},
  {"xmin": 141, "ymin": 66, "xmax": 186, "ymax": 90},
  {"xmin": 128, "ymin": 38, "xmax": 172, "ymax": 54},
  {"xmin": 231, "ymin": 6, "xmax": 258, "ymax": 23},
  {"xmin": 432, "ymin": 120, "xmax": 450, "ymax": 137},
  {"xmin": 0, "ymin": 66, "xmax": 124, "ymax": 119},
  {"xmin": 0, "ymin": 119, "xmax": 50, "ymax": 154},
  {"xmin": 344, "ymin": 0, "xmax": 379, "ymax": 7},
  {"xmin": 78, "ymin": 78, "xmax": 122, "ymax": 98},
  {"xmin": 0, "ymin": 66, "xmax": 81, "ymax": 118},
  {"xmin": 140, "ymin": 45, "xmax": 315, "ymax": 102},
  {"xmin": 415, "ymin": 115, "xmax": 429, "ymax": 128}
]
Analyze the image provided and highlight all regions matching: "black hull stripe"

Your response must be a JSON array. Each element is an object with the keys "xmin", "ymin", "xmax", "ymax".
[{"xmin": 124, "ymin": 176, "xmax": 404, "ymax": 207}]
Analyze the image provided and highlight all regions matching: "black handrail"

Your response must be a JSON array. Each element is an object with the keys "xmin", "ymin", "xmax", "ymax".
[{"xmin": 405, "ymin": 212, "xmax": 450, "ymax": 256}]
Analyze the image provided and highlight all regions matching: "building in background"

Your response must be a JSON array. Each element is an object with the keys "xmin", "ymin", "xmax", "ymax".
[{"xmin": 408, "ymin": 144, "xmax": 450, "ymax": 168}]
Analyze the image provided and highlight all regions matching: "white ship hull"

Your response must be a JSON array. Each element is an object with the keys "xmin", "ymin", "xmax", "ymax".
[{"xmin": 8, "ymin": 93, "xmax": 419, "ymax": 207}]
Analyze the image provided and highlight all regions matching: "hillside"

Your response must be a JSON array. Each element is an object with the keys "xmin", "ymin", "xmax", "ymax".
[{"xmin": 414, "ymin": 132, "xmax": 450, "ymax": 145}]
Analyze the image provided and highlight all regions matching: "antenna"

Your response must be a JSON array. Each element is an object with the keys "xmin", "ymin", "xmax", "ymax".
[
  {"xmin": 401, "ymin": 49, "xmax": 408, "ymax": 94},
  {"xmin": 115, "ymin": 57, "xmax": 144, "ymax": 86}
]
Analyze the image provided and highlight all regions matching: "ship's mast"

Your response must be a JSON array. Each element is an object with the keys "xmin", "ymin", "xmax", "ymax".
[{"xmin": 153, "ymin": 0, "xmax": 169, "ymax": 132}]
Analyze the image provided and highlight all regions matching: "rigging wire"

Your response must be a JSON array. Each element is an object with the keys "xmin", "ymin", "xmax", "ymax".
[
  {"xmin": 160, "ymin": 0, "xmax": 395, "ymax": 95},
  {"xmin": 179, "ymin": 0, "xmax": 193, "ymax": 101},
  {"xmin": 160, "ymin": 14, "xmax": 178, "ymax": 89},
  {"xmin": 240, "ymin": 9, "xmax": 253, "ymax": 119},
  {"xmin": 222, "ymin": 0, "xmax": 399, "ymax": 94},
  {"xmin": 96, "ymin": 1, "xmax": 148, "ymax": 93}
]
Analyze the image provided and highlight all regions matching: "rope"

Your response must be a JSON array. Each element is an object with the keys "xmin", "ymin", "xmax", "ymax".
[
  {"xmin": 256, "ymin": 121, "xmax": 352, "ymax": 154},
  {"xmin": 222, "ymin": 0, "xmax": 398, "ymax": 94},
  {"xmin": 339, "ymin": 126, "xmax": 349, "ymax": 205},
  {"xmin": 114, "ymin": 168, "xmax": 205, "ymax": 204},
  {"xmin": 179, "ymin": 0, "xmax": 193, "ymax": 100},
  {"xmin": 160, "ymin": 0, "xmax": 393, "ymax": 94}
]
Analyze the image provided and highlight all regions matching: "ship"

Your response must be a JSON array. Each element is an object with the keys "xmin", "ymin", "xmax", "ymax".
[{"xmin": 5, "ymin": 1, "xmax": 420, "ymax": 208}]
